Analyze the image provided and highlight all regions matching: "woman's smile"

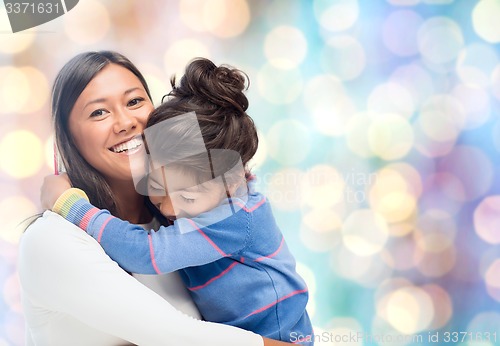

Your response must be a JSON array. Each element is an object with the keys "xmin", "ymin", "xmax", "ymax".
[{"xmin": 109, "ymin": 135, "xmax": 144, "ymax": 155}]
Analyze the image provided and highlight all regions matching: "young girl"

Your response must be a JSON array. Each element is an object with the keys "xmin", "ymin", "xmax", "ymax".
[{"xmin": 42, "ymin": 58, "xmax": 313, "ymax": 345}]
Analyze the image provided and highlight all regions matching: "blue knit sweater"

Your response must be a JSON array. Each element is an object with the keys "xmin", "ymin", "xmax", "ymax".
[{"xmin": 54, "ymin": 181, "xmax": 313, "ymax": 344}]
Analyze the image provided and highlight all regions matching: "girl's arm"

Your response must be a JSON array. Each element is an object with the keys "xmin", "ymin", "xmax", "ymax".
[
  {"xmin": 18, "ymin": 211, "xmax": 264, "ymax": 346},
  {"xmin": 51, "ymin": 188, "xmax": 249, "ymax": 274}
]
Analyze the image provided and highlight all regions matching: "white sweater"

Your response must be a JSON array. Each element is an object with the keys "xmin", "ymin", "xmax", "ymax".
[{"xmin": 18, "ymin": 211, "xmax": 263, "ymax": 346}]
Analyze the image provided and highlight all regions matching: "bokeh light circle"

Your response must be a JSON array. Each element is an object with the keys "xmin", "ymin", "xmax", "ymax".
[
  {"xmin": 180, "ymin": 0, "xmax": 250, "ymax": 36},
  {"xmin": 264, "ymin": 26, "xmax": 307, "ymax": 70},
  {"xmin": 382, "ymin": 10, "xmax": 423, "ymax": 57},
  {"xmin": 342, "ymin": 209, "xmax": 389, "ymax": 256},
  {"xmin": 313, "ymin": 0, "xmax": 359, "ymax": 32},
  {"xmin": 493, "ymin": 120, "xmax": 500, "ymax": 154},
  {"xmin": 472, "ymin": 0, "xmax": 500, "ymax": 43},
  {"xmin": 421, "ymin": 284, "xmax": 453, "ymax": 330},
  {"xmin": 367, "ymin": 82, "xmax": 415, "ymax": 119},
  {"xmin": 369, "ymin": 166, "xmax": 418, "ymax": 223},
  {"xmin": 0, "ymin": 66, "xmax": 29, "ymax": 114},
  {"xmin": 266, "ymin": 120, "xmax": 311, "ymax": 165},
  {"xmin": 389, "ymin": 63, "xmax": 434, "ymax": 107},
  {"xmin": 413, "ymin": 122, "xmax": 457, "ymax": 158},
  {"xmin": 64, "ymin": 0, "xmax": 110, "ymax": 45},
  {"xmin": 438, "ymin": 145, "xmax": 493, "ymax": 202},
  {"xmin": 417, "ymin": 17, "xmax": 464, "ymax": 64},
  {"xmin": 382, "ymin": 237, "xmax": 417, "ymax": 270},
  {"xmin": 456, "ymin": 43, "xmax": 498, "ymax": 87},
  {"xmin": 381, "ymin": 285, "xmax": 435, "ymax": 334},
  {"xmin": 491, "ymin": 64, "xmax": 500, "ymax": 101},
  {"xmin": 414, "ymin": 245, "xmax": 456, "ymax": 277},
  {"xmin": 331, "ymin": 246, "xmax": 392, "ymax": 287},
  {"xmin": 345, "ymin": 112, "xmax": 376, "ymax": 158},
  {"xmin": 264, "ymin": 168, "xmax": 303, "ymax": 211},
  {"xmin": 0, "ymin": 66, "xmax": 49, "ymax": 115},
  {"xmin": 484, "ymin": 259, "xmax": 500, "ymax": 302},
  {"xmin": 164, "ymin": 39, "xmax": 211, "ymax": 80},
  {"xmin": 207, "ymin": 0, "xmax": 250, "ymax": 38},
  {"xmin": 0, "ymin": 130, "xmax": 43, "ymax": 178},
  {"xmin": 0, "ymin": 196, "xmax": 37, "ymax": 244},
  {"xmin": 414, "ymin": 209, "xmax": 456, "ymax": 253},
  {"xmin": 300, "ymin": 209, "xmax": 342, "ymax": 252},
  {"xmin": 257, "ymin": 64, "xmax": 303, "ymax": 104},
  {"xmin": 321, "ymin": 35, "xmax": 366, "ymax": 81},
  {"xmin": 303, "ymin": 75, "xmax": 356, "ymax": 137},
  {"xmin": 0, "ymin": 12, "xmax": 35, "ymax": 54},
  {"xmin": 301, "ymin": 165, "xmax": 345, "ymax": 209},
  {"xmin": 467, "ymin": 312, "xmax": 500, "ymax": 337},
  {"xmin": 451, "ymin": 84, "xmax": 490, "ymax": 130},
  {"xmin": 368, "ymin": 113, "xmax": 414, "ymax": 161},
  {"xmin": 474, "ymin": 196, "xmax": 500, "ymax": 244},
  {"xmin": 417, "ymin": 94, "xmax": 465, "ymax": 142},
  {"xmin": 421, "ymin": 172, "xmax": 465, "ymax": 215}
]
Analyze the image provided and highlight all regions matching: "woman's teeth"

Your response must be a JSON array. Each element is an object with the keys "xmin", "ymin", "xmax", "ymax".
[{"xmin": 110, "ymin": 138, "xmax": 141, "ymax": 153}]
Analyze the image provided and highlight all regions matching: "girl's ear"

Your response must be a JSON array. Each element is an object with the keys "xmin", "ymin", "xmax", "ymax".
[{"xmin": 225, "ymin": 172, "xmax": 246, "ymax": 197}]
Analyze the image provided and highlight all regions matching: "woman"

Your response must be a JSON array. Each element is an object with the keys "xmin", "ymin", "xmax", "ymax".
[{"xmin": 18, "ymin": 51, "xmax": 293, "ymax": 346}]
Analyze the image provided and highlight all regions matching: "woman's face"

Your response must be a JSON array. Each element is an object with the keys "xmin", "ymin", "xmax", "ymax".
[{"xmin": 69, "ymin": 64, "xmax": 154, "ymax": 183}]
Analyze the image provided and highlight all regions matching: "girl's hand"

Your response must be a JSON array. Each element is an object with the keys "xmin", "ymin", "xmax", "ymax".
[{"xmin": 40, "ymin": 173, "xmax": 72, "ymax": 210}]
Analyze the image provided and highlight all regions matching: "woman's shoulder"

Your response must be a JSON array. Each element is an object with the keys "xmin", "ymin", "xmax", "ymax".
[
  {"xmin": 19, "ymin": 210, "xmax": 102, "ymax": 270},
  {"xmin": 18, "ymin": 211, "xmax": 108, "ymax": 304},
  {"xmin": 21, "ymin": 210, "xmax": 90, "ymax": 246}
]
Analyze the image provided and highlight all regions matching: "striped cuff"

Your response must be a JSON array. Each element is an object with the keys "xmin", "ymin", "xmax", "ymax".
[{"xmin": 52, "ymin": 188, "xmax": 89, "ymax": 218}]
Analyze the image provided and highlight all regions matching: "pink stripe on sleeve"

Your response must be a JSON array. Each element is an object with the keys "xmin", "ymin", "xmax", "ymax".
[
  {"xmin": 254, "ymin": 236, "xmax": 284, "ymax": 262},
  {"xmin": 186, "ymin": 219, "xmax": 227, "ymax": 257},
  {"xmin": 79, "ymin": 208, "xmax": 100, "ymax": 230},
  {"xmin": 96, "ymin": 216, "xmax": 113, "ymax": 243},
  {"xmin": 244, "ymin": 288, "xmax": 308, "ymax": 318},
  {"xmin": 188, "ymin": 260, "xmax": 241, "ymax": 291},
  {"xmin": 148, "ymin": 233, "xmax": 162, "ymax": 274},
  {"xmin": 234, "ymin": 196, "xmax": 266, "ymax": 213}
]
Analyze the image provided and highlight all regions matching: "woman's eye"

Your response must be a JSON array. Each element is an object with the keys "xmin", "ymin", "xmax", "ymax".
[
  {"xmin": 90, "ymin": 109, "xmax": 108, "ymax": 117},
  {"xmin": 128, "ymin": 97, "xmax": 144, "ymax": 107}
]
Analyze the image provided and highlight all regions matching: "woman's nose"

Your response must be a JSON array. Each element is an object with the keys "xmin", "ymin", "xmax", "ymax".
[{"xmin": 113, "ymin": 109, "xmax": 138, "ymax": 133}]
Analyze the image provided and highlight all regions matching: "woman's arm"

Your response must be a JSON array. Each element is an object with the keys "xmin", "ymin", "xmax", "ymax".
[{"xmin": 18, "ymin": 211, "xmax": 263, "ymax": 346}]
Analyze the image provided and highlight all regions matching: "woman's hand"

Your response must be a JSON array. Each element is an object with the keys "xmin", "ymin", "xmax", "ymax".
[{"xmin": 40, "ymin": 173, "xmax": 72, "ymax": 210}]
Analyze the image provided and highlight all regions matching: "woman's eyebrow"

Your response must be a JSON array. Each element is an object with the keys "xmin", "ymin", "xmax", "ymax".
[
  {"xmin": 83, "ymin": 98, "xmax": 106, "ymax": 111},
  {"xmin": 82, "ymin": 88, "xmax": 143, "ymax": 110},
  {"xmin": 124, "ymin": 87, "xmax": 142, "ymax": 96}
]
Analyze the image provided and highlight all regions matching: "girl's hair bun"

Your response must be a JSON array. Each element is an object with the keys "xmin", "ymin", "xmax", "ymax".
[{"xmin": 171, "ymin": 58, "xmax": 249, "ymax": 116}]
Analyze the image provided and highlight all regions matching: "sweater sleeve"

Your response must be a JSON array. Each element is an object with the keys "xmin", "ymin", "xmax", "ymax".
[
  {"xmin": 52, "ymin": 189, "xmax": 250, "ymax": 274},
  {"xmin": 18, "ymin": 211, "xmax": 264, "ymax": 346}
]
